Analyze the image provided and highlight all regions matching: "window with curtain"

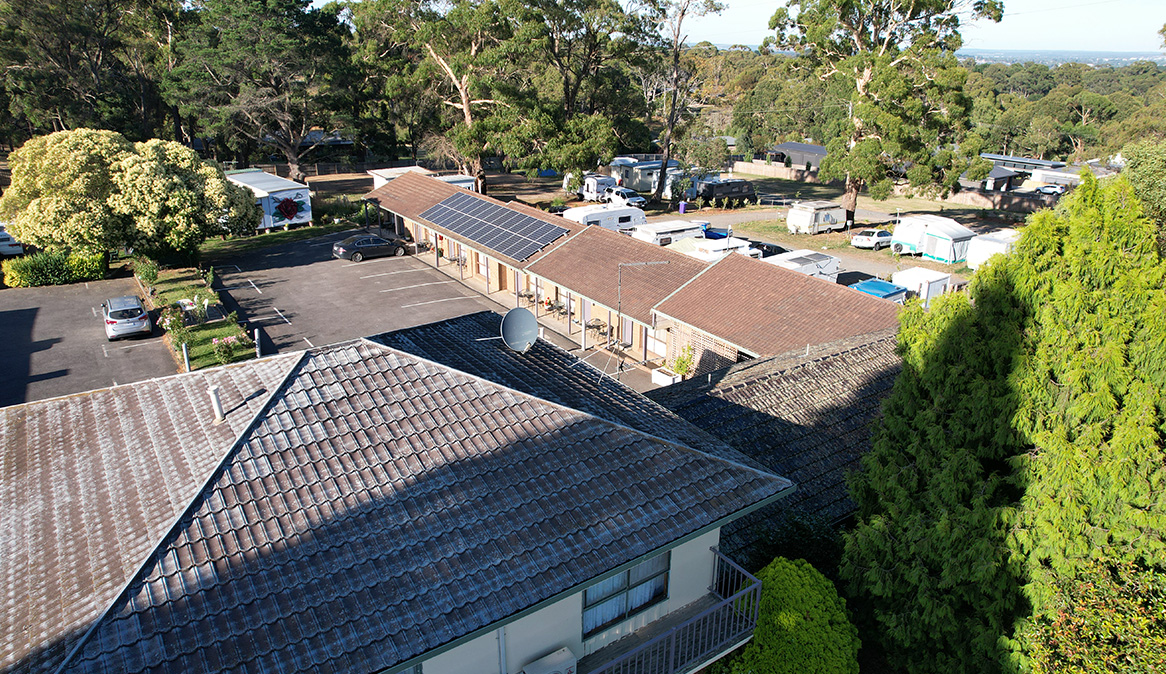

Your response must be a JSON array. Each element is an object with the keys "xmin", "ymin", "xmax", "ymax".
[{"xmin": 582, "ymin": 552, "xmax": 670, "ymax": 637}]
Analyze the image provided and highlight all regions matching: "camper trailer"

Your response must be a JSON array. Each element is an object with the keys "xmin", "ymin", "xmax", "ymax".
[
  {"xmin": 966, "ymin": 229, "xmax": 1021, "ymax": 270},
  {"xmin": 890, "ymin": 215, "xmax": 975, "ymax": 263},
  {"xmin": 692, "ymin": 177, "xmax": 756, "ymax": 204},
  {"xmin": 560, "ymin": 204, "xmax": 647, "ymax": 231},
  {"xmin": 762, "ymin": 248, "xmax": 841, "ymax": 282},
  {"xmin": 564, "ymin": 173, "xmax": 618, "ymax": 202},
  {"xmin": 627, "ymin": 220, "xmax": 706, "ymax": 246},
  {"xmin": 226, "ymin": 169, "xmax": 313, "ymax": 231},
  {"xmin": 786, "ymin": 201, "xmax": 846, "ymax": 234},
  {"xmin": 892, "ymin": 267, "xmax": 951, "ymax": 308},
  {"xmin": 665, "ymin": 236, "xmax": 761, "ymax": 262}
]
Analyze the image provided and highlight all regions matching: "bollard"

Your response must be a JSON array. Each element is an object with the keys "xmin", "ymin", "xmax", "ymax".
[
  {"xmin": 254, "ymin": 328, "xmax": 261, "ymax": 358},
  {"xmin": 182, "ymin": 343, "xmax": 190, "ymax": 372}
]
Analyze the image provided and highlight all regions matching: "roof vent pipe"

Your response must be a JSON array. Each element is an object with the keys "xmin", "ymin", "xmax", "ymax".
[{"xmin": 208, "ymin": 385, "xmax": 225, "ymax": 423}]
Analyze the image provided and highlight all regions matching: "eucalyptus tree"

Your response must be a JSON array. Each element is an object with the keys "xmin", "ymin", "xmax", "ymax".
[{"xmin": 767, "ymin": 0, "xmax": 1003, "ymax": 222}]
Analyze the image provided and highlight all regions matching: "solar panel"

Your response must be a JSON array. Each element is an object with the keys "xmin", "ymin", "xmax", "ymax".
[{"xmin": 420, "ymin": 192, "xmax": 569, "ymax": 261}]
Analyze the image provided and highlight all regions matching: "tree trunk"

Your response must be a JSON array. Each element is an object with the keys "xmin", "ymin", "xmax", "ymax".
[{"xmin": 842, "ymin": 173, "xmax": 860, "ymax": 225}]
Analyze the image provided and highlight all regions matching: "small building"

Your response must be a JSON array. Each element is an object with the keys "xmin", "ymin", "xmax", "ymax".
[
  {"xmin": 979, "ymin": 165, "xmax": 1020, "ymax": 191},
  {"xmin": 767, "ymin": 141, "xmax": 828, "ymax": 170},
  {"xmin": 225, "ymin": 168, "xmax": 313, "ymax": 230},
  {"xmin": 608, "ymin": 158, "xmax": 681, "ymax": 193},
  {"xmin": 892, "ymin": 266, "xmax": 951, "ymax": 308},
  {"xmin": 367, "ymin": 165, "xmax": 435, "ymax": 189}
]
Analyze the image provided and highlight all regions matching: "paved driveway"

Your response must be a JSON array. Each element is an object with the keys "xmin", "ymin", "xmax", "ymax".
[
  {"xmin": 0, "ymin": 277, "xmax": 175, "ymax": 406},
  {"xmin": 214, "ymin": 230, "xmax": 499, "ymax": 353}
]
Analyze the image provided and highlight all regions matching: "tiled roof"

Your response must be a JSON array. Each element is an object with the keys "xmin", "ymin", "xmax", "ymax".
[
  {"xmin": 51, "ymin": 340, "xmax": 790, "ymax": 674},
  {"xmin": 363, "ymin": 174, "xmax": 578, "ymax": 267},
  {"xmin": 524, "ymin": 227, "xmax": 708, "ymax": 325},
  {"xmin": 0, "ymin": 355, "xmax": 301, "ymax": 674},
  {"xmin": 368, "ymin": 310, "xmax": 765, "ymax": 470},
  {"xmin": 654, "ymin": 253, "xmax": 901, "ymax": 356},
  {"xmin": 646, "ymin": 330, "xmax": 900, "ymax": 560}
]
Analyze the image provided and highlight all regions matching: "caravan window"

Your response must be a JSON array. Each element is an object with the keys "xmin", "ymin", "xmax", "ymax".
[
  {"xmin": 586, "ymin": 220, "xmax": 600, "ymax": 227},
  {"xmin": 659, "ymin": 237, "xmax": 672, "ymax": 245},
  {"xmin": 618, "ymin": 216, "xmax": 632, "ymax": 224}
]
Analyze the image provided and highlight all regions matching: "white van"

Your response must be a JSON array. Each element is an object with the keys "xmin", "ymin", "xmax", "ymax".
[
  {"xmin": 560, "ymin": 204, "xmax": 647, "ymax": 231},
  {"xmin": 627, "ymin": 220, "xmax": 706, "ymax": 246},
  {"xmin": 786, "ymin": 201, "xmax": 846, "ymax": 234}
]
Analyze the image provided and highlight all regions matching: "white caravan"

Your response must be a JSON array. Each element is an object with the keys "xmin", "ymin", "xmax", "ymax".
[
  {"xmin": 564, "ymin": 173, "xmax": 618, "ymax": 201},
  {"xmin": 786, "ymin": 201, "xmax": 847, "ymax": 234},
  {"xmin": 890, "ymin": 214, "xmax": 975, "ymax": 263},
  {"xmin": 665, "ymin": 236, "xmax": 762, "ymax": 262},
  {"xmin": 966, "ymin": 229, "xmax": 1021, "ymax": 270},
  {"xmin": 891, "ymin": 267, "xmax": 951, "ymax": 308},
  {"xmin": 762, "ymin": 248, "xmax": 841, "ymax": 282},
  {"xmin": 560, "ymin": 204, "xmax": 647, "ymax": 231},
  {"xmin": 627, "ymin": 220, "xmax": 708, "ymax": 246}
]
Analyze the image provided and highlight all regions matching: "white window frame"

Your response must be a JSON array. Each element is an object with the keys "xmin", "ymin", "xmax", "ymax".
[{"xmin": 582, "ymin": 552, "xmax": 671, "ymax": 638}]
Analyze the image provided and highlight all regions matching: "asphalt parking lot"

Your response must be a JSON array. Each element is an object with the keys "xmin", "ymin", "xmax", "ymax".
[
  {"xmin": 214, "ymin": 229, "xmax": 500, "ymax": 353},
  {"xmin": 0, "ymin": 277, "xmax": 175, "ymax": 406}
]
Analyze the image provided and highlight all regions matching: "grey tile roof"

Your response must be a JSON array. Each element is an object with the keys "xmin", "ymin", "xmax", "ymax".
[
  {"xmin": 646, "ymin": 329, "xmax": 900, "ymax": 559},
  {"xmin": 1, "ymin": 355, "xmax": 302, "ymax": 674},
  {"xmin": 51, "ymin": 340, "xmax": 790, "ymax": 674},
  {"xmin": 367, "ymin": 311, "xmax": 765, "ymax": 470}
]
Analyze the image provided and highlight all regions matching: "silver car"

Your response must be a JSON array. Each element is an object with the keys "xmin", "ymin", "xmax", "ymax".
[{"xmin": 102, "ymin": 296, "xmax": 153, "ymax": 340}]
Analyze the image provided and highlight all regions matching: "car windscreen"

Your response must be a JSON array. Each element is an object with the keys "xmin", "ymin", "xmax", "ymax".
[{"xmin": 110, "ymin": 308, "xmax": 143, "ymax": 320}]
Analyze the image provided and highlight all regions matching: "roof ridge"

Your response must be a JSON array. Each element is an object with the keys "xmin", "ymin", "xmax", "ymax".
[
  {"xmin": 52, "ymin": 351, "xmax": 310, "ymax": 674},
  {"xmin": 357, "ymin": 337, "xmax": 791, "ymax": 486},
  {"xmin": 715, "ymin": 331, "xmax": 899, "ymax": 392},
  {"xmin": 651, "ymin": 251, "xmax": 728, "ymax": 311}
]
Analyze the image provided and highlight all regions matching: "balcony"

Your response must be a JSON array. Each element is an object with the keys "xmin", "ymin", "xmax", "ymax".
[{"xmin": 578, "ymin": 548, "xmax": 761, "ymax": 674}]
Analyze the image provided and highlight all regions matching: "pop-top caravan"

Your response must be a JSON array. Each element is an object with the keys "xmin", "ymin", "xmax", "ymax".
[{"xmin": 226, "ymin": 169, "xmax": 313, "ymax": 231}]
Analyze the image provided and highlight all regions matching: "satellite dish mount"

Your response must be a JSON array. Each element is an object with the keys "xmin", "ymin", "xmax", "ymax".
[{"xmin": 499, "ymin": 307, "xmax": 539, "ymax": 353}]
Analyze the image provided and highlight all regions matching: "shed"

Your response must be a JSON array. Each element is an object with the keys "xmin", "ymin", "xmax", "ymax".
[
  {"xmin": 891, "ymin": 267, "xmax": 951, "ymax": 308},
  {"xmin": 850, "ymin": 278, "xmax": 907, "ymax": 304},
  {"xmin": 226, "ymin": 168, "xmax": 313, "ymax": 230},
  {"xmin": 967, "ymin": 229, "xmax": 1022, "ymax": 270}
]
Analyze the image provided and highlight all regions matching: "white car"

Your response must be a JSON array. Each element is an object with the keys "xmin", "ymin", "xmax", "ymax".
[
  {"xmin": 0, "ymin": 225, "xmax": 24, "ymax": 256},
  {"xmin": 1037, "ymin": 184, "xmax": 1066, "ymax": 195},
  {"xmin": 850, "ymin": 229, "xmax": 893, "ymax": 250},
  {"xmin": 102, "ymin": 296, "xmax": 153, "ymax": 340},
  {"xmin": 602, "ymin": 187, "xmax": 647, "ymax": 208}
]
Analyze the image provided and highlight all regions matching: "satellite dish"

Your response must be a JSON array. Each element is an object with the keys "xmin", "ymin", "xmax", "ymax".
[{"xmin": 500, "ymin": 307, "xmax": 539, "ymax": 353}]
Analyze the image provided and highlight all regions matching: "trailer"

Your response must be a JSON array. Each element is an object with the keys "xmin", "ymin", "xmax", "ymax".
[
  {"xmin": 626, "ymin": 220, "xmax": 706, "ymax": 246},
  {"xmin": 560, "ymin": 204, "xmax": 646, "ymax": 231},
  {"xmin": 762, "ymin": 248, "xmax": 841, "ymax": 282},
  {"xmin": 850, "ymin": 278, "xmax": 908, "ymax": 304},
  {"xmin": 564, "ymin": 173, "xmax": 618, "ymax": 201},
  {"xmin": 786, "ymin": 201, "xmax": 846, "ymax": 234},
  {"xmin": 226, "ymin": 169, "xmax": 313, "ymax": 230},
  {"xmin": 966, "ymin": 229, "xmax": 1021, "ymax": 270},
  {"xmin": 890, "ymin": 214, "xmax": 975, "ymax": 264},
  {"xmin": 891, "ymin": 267, "xmax": 951, "ymax": 308},
  {"xmin": 665, "ymin": 236, "xmax": 761, "ymax": 262}
]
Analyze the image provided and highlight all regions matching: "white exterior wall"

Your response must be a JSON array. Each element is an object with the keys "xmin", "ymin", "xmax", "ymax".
[{"xmin": 416, "ymin": 528, "xmax": 721, "ymax": 674}]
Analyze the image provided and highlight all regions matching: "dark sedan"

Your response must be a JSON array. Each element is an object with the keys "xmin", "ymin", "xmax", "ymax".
[{"xmin": 332, "ymin": 235, "xmax": 407, "ymax": 262}]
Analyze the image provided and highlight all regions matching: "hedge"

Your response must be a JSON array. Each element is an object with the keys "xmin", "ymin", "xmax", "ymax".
[{"xmin": 1, "ymin": 251, "xmax": 106, "ymax": 287}]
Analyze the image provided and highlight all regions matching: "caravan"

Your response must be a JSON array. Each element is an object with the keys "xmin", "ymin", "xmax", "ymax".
[
  {"xmin": 786, "ymin": 201, "xmax": 846, "ymax": 234},
  {"xmin": 665, "ymin": 236, "xmax": 762, "ymax": 262},
  {"xmin": 890, "ymin": 215, "xmax": 975, "ymax": 263},
  {"xmin": 966, "ymin": 229, "xmax": 1021, "ymax": 270},
  {"xmin": 626, "ymin": 220, "xmax": 707, "ymax": 246},
  {"xmin": 560, "ymin": 204, "xmax": 647, "ymax": 231},
  {"xmin": 762, "ymin": 249, "xmax": 841, "ymax": 282},
  {"xmin": 565, "ymin": 173, "xmax": 618, "ymax": 202}
]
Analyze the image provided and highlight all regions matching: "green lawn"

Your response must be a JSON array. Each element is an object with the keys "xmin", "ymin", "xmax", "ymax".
[
  {"xmin": 181, "ymin": 322, "xmax": 256, "ymax": 371},
  {"xmin": 151, "ymin": 268, "xmax": 206, "ymax": 308},
  {"xmin": 199, "ymin": 220, "xmax": 358, "ymax": 262}
]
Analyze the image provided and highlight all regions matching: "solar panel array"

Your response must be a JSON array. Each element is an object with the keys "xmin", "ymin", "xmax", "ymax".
[{"xmin": 420, "ymin": 191, "xmax": 569, "ymax": 261}]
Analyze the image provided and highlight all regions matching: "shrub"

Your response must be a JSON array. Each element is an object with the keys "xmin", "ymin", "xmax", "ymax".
[
  {"xmin": 211, "ymin": 330, "xmax": 254, "ymax": 365},
  {"xmin": 784, "ymin": 156, "xmax": 793, "ymax": 168},
  {"xmin": 731, "ymin": 558, "xmax": 860, "ymax": 674},
  {"xmin": 160, "ymin": 304, "xmax": 191, "ymax": 347},
  {"xmin": 2, "ymin": 250, "xmax": 104, "ymax": 287},
  {"xmin": 204, "ymin": 266, "xmax": 215, "ymax": 288},
  {"xmin": 133, "ymin": 256, "xmax": 159, "ymax": 285},
  {"xmin": 671, "ymin": 345, "xmax": 695, "ymax": 378}
]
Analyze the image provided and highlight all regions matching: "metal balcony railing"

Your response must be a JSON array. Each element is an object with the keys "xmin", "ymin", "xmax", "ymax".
[{"xmin": 587, "ymin": 548, "xmax": 761, "ymax": 674}]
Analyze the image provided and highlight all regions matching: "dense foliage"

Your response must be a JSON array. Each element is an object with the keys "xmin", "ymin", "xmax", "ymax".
[
  {"xmin": 842, "ymin": 173, "xmax": 1166, "ymax": 672},
  {"xmin": 731, "ymin": 557, "xmax": 859, "ymax": 674},
  {"xmin": 1, "ymin": 250, "xmax": 106, "ymax": 287},
  {"xmin": 0, "ymin": 129, "xmax": 259, "ymax": 258}
]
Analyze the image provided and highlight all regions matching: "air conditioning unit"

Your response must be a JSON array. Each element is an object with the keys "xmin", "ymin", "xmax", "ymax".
[{"xmin": 520, "ymin": 647, "xmax": 577, "ymax": 674}]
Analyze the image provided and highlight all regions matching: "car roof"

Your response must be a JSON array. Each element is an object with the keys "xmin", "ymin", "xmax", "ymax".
[
  {"xmin": 106, "ymin": 296, "xmax": 143, "ymax": 311},
  {"xmin": 337, "ymin": 235, "xmax": 365, "ymax": 244}
]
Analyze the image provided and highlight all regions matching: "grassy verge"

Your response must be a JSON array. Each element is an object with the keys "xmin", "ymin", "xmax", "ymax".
[
  {"xmin": 199, "ymin": 219, "xmax": 357, "ymax": 262},
  {"xmin": 180, "ymin": 322, "xmax": 255, "ymax": 371},
  {"xmin": 151, "ymin": 268, "xmax": 206, "ymax": 308}
]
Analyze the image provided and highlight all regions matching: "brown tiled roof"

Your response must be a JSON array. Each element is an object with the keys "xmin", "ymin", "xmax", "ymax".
[
  {"xmin": 0, "ymin": 355, "xmax": 301, "ymax": 674},
  {"xmin": 646, "ymin": 330, "xmax": 901, "ymax": 563},
  {"xmin": 654, "ymin": 253, "xmax": 901, "ymax": 356},
  {"xmin": 41, "ymin": 340, "xmax": 790, "ymax": 674},
  {"xmin": 363, "ymin": 174, "xmax": 576, "ymax": 267},
  {"xmin": 524, "ymin": 227, "xmax": 708, "ymax": 324}
]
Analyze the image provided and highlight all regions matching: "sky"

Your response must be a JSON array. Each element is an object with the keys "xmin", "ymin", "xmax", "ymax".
[{"xmin": 682, "ymin": 0, "xmax": 1165, "ymax": 53}]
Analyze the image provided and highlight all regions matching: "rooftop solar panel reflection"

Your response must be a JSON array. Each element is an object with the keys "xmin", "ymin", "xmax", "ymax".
[{"xmin": 420, "ymin": 193, "xmax": 569, "ymax": 261}]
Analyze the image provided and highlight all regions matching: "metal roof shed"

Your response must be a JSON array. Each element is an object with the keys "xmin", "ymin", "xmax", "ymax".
[{"xmin": 226, "ymin": 168, "xmax": 313, "ymax": 230}]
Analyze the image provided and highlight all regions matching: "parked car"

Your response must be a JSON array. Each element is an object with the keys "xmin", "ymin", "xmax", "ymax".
[
  {"xmin": 102, "ymin": 296, "xmax": 152, "ymax": 341},
  {"xmin": 0, "ymin": 224, "xmax": 24, "ymax": 256},
  {"xmin": 332, "ymin": 235, "xmax": 407, "ymax": 262},
  {"xmin": 1037, "ymin": 184, "xmax": 1066, "ymax": 195},
  {"xmin": 602, "ymin": 186, "xmax": 647, "ymax": 208},
  {"xmin": 850, "ymin": 229, "xmax": 893, "ymax": 250}
]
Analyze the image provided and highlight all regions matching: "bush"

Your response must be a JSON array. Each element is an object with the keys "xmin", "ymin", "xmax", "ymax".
[
  {"xmin": 1, "ymin": 250, "xmax": 105, "ymax": 287},
  {"xmin": 133, "ymin": 256, "xmax": 159, "ymax": 285},
  {"xmin": 731, "ymin": 558, "xmax": 860, "ymax": 674}
]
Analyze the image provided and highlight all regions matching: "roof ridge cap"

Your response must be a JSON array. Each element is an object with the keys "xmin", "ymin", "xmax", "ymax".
[
  {"xmin": 358, "ymin": 337, "xmax": 791, "ymax": 486},
  {"xmin": 52, "ymin": 350, "xmax": 310, "ymax": 674}
]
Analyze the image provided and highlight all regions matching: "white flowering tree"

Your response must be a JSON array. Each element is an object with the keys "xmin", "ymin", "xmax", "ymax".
[{"xmin": 0, "ymin": 129, "xmax": 259, "ymax": 259}]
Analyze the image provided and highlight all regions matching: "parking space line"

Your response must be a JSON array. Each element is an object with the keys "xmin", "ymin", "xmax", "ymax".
[
  {"xmin": 117, "ymin": 341, "xmax": 157, "ymax": 350},
  {"xmin": 272, "ymin": 307, "xmax": 292, "ymax": 325},
  {"xmin": 221, "ymin": 264, "xmax": 242, "ymax": 272},
  {"xmin": 343, "ymin": 258, "xmax": 395, "ymax": 267},
  {"xmin": 223, "ymin": 279, "xmax": 262, "ymax": 294},
  {"xmin": 303, "ymin": 337, "xmax": 315, "ymax": 347},
  {"xmin": 92, "ymin": 306, "xmax": 98, "ymax": 317},
  {"xmin": 400, "ymin": 296, "xmax": 480, "ymax": 309},
  {"xmin": 379, "ymin": 281, "xmax": 456, "ymax": 293},
  {"xmin": 360, "ymin": 268, "xmax": 428, "ymax": 280}
]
